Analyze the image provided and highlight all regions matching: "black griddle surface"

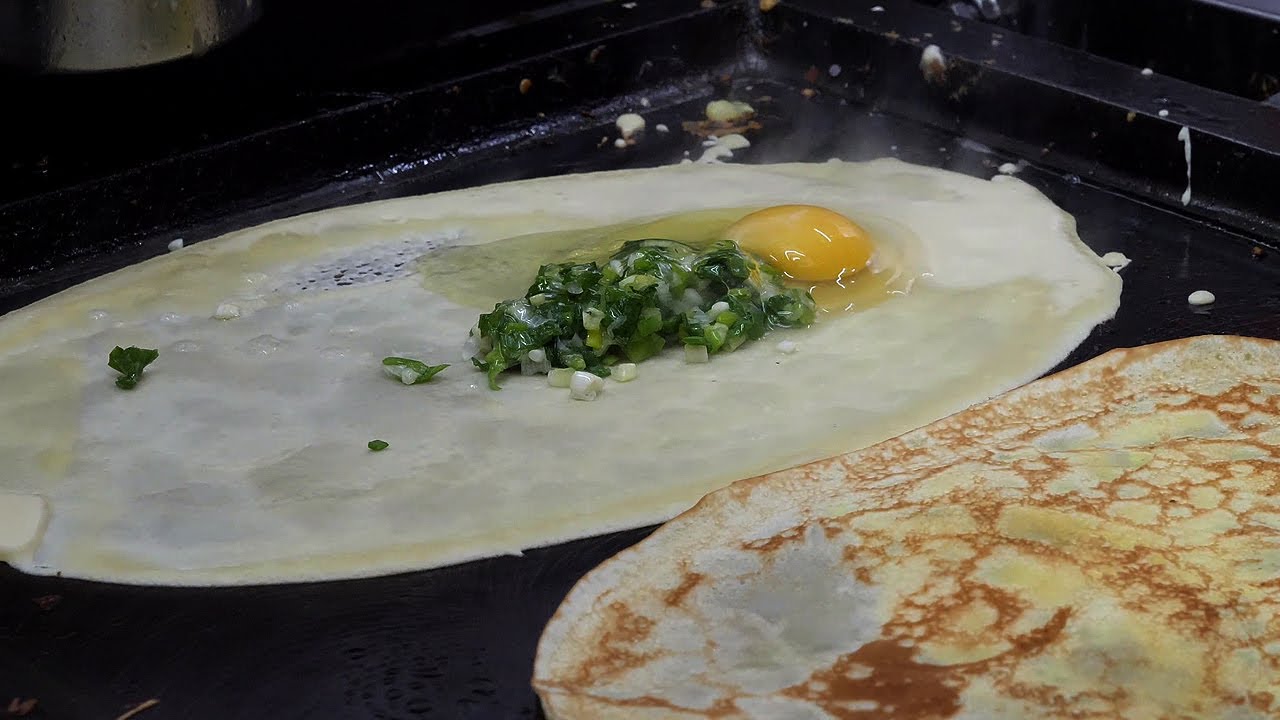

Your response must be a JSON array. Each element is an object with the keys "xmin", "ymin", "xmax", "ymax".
[
  {"xmin": 6, "ymin": 95, "xmax": 1280, "ymax": 720},
  {"xmin": 5, "ymin": 2, "xmax": 1280, "ymax": 718}
]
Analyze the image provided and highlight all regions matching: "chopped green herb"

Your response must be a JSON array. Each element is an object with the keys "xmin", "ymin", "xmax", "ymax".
[
  {"xmin": 382, "ymin": 356, "xmax": 449, "ymax": 385},
  {"xmin": 108, "ymin": 346, "xmax": 160, "ymax": 390},
  {"xmin": 470, "ymin": 238, "xmax": 817, "ymax": 389},
  {"xmin": 368, "ymin": 440, "xmax": 389, "ymax": 451}
]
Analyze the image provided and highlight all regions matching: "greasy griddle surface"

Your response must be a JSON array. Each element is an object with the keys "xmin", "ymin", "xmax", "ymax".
[{"xmin": 5, "ymin": 94, "xmax": 1280, "ymax": 720}]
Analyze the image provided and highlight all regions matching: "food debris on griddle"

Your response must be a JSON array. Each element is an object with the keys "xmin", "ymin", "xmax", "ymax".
[
  {"xmin": 1187, "ymin": 290, "xmax": 1216, "ymax": 306},
  {"xmin": 682, "ymin": 119, "xmax": 763, "ymax": 137},
  {"xmin": 920, "ymin": 44, "xmax": 947, "ymax": 84},
  {"xmin": 114, "ymin": 699, "xmax": 160, "ymax": 720},
  {"xmin": 683, "ymin": 99, "xmax": 761, "ymax": 138},
  {"xmin": 5, "ymin": 699, "xmax": 37, "ymax": 717},
  {"xmin": 1100, "ymin": 252, "xmax": 1132, "ymax": 272},
  {"xmin": 30, "ymin": 594, "xmax": 61, "ymax": 611},
  {"xmin": 615, "ymin": 113, "xmax": 646, "ymax": 146}
]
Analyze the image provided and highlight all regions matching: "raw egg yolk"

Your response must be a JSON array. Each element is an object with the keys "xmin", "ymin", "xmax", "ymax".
[{"xmin": 723, "ymin": 205, "xmax": 874, "ymax": 283}]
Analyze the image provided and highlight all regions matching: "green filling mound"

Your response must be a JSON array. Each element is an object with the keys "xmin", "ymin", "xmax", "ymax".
[{"xmin": 470, "ymin": 239, "xmax": 817, "ymax": 390}]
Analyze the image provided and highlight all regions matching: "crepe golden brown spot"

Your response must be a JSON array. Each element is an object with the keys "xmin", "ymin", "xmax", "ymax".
[{"xmin": 534, "ymin": 336, "xmax": 1280, "ymax": 719}]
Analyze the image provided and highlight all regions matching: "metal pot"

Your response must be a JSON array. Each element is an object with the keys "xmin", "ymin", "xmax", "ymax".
[{"xmin": 0, "ymin": 0, "xmax": 261, "ymax": 72}]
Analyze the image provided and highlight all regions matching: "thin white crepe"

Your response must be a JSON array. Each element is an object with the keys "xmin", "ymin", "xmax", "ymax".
[{"xmin": 0, "ymin": 160, "xmax": 1120, "ymax": 585}]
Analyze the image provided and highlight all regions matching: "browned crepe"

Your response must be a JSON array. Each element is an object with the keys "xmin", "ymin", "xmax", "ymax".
[{"xmin": 534, "ymin": 335, "xmax": 1280, "ymax": 719}]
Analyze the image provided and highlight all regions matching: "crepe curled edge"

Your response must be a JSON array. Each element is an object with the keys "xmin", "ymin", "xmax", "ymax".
[{"xmin": 533, "ymin": 335, "xmax": 1280, "ymax": 720}]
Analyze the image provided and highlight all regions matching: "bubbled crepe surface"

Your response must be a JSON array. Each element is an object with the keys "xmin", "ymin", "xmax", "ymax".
[{"xmin": 535, "ymin": 336, "xmax": 1280, "ymax": 720}]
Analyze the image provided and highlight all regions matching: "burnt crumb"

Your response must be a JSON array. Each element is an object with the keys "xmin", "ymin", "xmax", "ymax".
[
  {"xmin": 804, "ymin": 65, "xmax": 820, "ymax": 84},
  {"xmin": 115, "ymin": 699, "xmax": 160, "ymax": 720},
  {"xmin": 5, "ymin": 699, "xmax": 37, "ymax": 717},
  {"xmin": 920, "ymin": 56, "xmax": 946, "ymax": 84},
  {"xmin": 519, "ymin": 78, "xmax": 533, "ymax": 95},
  {"xmin": 1252, "ymin": 246, "xmax": 1267, "ymax": 261},
  {"xmin": 681, "ymin": 119, "xmax": 763, "ymax": 138}
]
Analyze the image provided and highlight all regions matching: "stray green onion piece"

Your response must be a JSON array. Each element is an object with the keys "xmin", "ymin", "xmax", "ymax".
[
  {"xmin": 569, "ymin": 371, "xmax": 605, "ymax": 401},
  {"xmin": 368, "ymin": 439, "xmax": 389, "ymax": 451},
  {"xmin": 382, "ymin": 357, "xmax": 449, "ymax": 385},
  {"xmin": 108, "ymin": 346, "xmax": 160, "ymax": 390},
  {"xmin": 547, "ymin": 367, "xmax": 575, "ymax": 388},
  {"xmin": 612, "ymin": 363, "xmax": 638, "ymax": 382}
]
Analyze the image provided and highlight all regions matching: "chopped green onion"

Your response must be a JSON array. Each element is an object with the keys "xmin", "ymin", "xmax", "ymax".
[
  {"xmin": 548, "ymin": 368, "xmax": 575, "ymax": 387},
  {"xmin": 704, "ymin": 323, "xmax": 729, "ymax": 352},
  {"xmin": 625, "ymin": 334, "xmax": 665, "ymax": 362},
  {"xmin": 569, "ymin": 371, "xmax": 605, "ymax": 401},
  {"xmin": 368, "ymin": 440, "xmax": 389, "ymax": 451},
  {"xmin": 618, "ymin": 274, "xmax": 658, "ymax": 290},
  {"xmin": 613, "ymin": 363, "xmax": 638, "ymax": 382},
  {"xmin": 469, "ymin": 237, "xmax": 816, "ymax": 390},
  {"xmin": 108, "ymin": 346, "xmax": 159, "ymax": 390},
  {"xmin": 637, "ymin": 307, "xmax": 663, "ymax": 336},
  {"xmin": 382, "ymin": 357, "xmax": 449, "ymax": 385},
  {"xmin": 521, "ymin": 347, "xmax": 551, "ymax": 376}
]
